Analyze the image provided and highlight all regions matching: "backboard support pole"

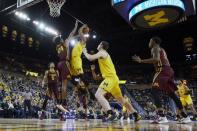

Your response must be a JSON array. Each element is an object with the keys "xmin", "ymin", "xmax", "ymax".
[{"xmin": 7, "ymin": 0, "xmax": 43, "ymax": 15}]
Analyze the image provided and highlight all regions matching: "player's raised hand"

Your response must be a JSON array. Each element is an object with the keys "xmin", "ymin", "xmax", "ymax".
[
  {"xmin": 82, "ymin": 24, "xmax": 88, "ymax": 28},
  {"xmin": 75, "ymin": 20, "xmax": 79, "ymax": 27},
  {"xmin": 132, "ymin": 55, "xmax": 142, "ymax": 63}
]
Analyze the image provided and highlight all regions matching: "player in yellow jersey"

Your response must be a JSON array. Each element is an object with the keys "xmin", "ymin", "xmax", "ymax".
[
  {"xmin": 67, "ymin": 24, "xmax": 90, "ymax": 119},
  {"xmin": 177, "ymin": 80, "xmax": 197, "ymax": 120},
  {"xmin": 69, "ymin": 24, "xmax": 90, "ymax": 87},
  {"xmin": 83, "ymin": 41, "xmax": 141, "ymax": 122}
]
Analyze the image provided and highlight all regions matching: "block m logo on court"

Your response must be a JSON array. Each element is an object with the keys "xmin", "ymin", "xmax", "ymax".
[{"xmin": 144, "ymin": 11, "xmax": 169, "ymax": 26}]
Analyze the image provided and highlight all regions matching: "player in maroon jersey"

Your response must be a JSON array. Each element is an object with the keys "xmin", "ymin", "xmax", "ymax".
[
  {"xmin": 40, "ymin": 62, "xmax": 67, "ymax": 120},
  {"xmin": 55, "ymin": 20, "xmax": 79, "ymax": 112},
  {"xmin": 132, "ymin": 36, "xmax": 191, "ymax": 123}
]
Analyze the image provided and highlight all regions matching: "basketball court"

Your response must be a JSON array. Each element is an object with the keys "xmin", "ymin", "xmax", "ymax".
[{"xmin": 0, "ymin": 119, "xmax": 197, "ymax": 131}]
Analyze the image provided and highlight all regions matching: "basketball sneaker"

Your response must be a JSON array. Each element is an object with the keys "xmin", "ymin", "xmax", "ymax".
[
  {"xmin": 59, "ymin": 113, "xmax": 66, "ymax": 121},
  {"xmin": 127, "ymin": 117, "xmax": 131, "ymax": 123},
  {"xmin": 103, "ymin": 113, "xmax": 118, "ymax": 122},
  {"xmin": 39, "ymin": 111, "xmax": 45, "ymax": 120},
  {"xmin": 134, "ymin": 113, "xmax": 142, "ymax": 122},
  {"xmin": 153, "ymin": 117, "xmax": 168, "ymax": 124},
  {"xmin": 179, "ymin": 116, "xmax": 191, "ymax": 123},
  {"xmin": 120, "ymin": 116, "xmax": 124, "ymax": 122},
  {"xmin": 191, "ymin": 115, "xmax": 197, "ymax": 121}
]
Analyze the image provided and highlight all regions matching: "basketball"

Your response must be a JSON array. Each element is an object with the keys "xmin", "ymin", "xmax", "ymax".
[{"xmin": 82, "ymin": 26, "xmax": 90, "ymax": 34}]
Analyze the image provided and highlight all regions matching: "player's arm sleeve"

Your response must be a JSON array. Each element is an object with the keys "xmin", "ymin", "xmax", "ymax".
[{"xmin": 141, "ymin": 47, "xmax": 160, "ymax": 64}]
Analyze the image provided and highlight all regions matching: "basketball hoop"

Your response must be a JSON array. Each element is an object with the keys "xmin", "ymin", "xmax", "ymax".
[{"xmin": 47, "ymin": 0, "xmax": 66, "ymax": 17}]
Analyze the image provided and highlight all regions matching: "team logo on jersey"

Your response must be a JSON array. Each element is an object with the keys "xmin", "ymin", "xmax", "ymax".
[{"xmin": 103, "ymin": 82, "xmax": 109, "ymax": 87}]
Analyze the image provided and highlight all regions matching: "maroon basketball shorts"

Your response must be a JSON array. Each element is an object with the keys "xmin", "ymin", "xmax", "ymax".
[
  {"xmin": 152, "ymin": 66, "xmax": 178, "ymax": 94},
  {"xmin": 47, "ymin": 82, "xmax": 59, "ymax": 100},
  {"xmin": 57, "ymin": 60, "xmax": 70, "ymax": 81}
]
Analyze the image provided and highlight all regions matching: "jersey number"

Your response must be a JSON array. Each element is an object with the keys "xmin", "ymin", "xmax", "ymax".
[{"xmin": 51, "ymin": 74, "xmax": 56, "ymax": 80}]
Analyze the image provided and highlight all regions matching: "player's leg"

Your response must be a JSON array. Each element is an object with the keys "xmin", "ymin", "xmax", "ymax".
[
  {"xmin": 95, "ymin": 85, "xmax": 118, "ymax": 122},
  {"xmin": 40, "ymin": 96, "xmax": 50, "ymax": 120},
  {"xmin": 57, "ymin": 62, "xmax": 70, "ymax": 114},
  {"xmin": 151, "ymin": 88, "xmax": 166, "ymax": 119},
  {"xmin": 51, "ymin": 83, "xmax": 60, "ymax": 104},
  {"xmin": 120, "ymin": 106, "xmax": 126, "ymax": 121},
  {"xmin": 152, "ymin": 70, "xmax": 170, "ymax": 123},
  {"xmin": 112, "ymin": 84, "xmax": 141, "ymax": 122},
  {"xmin": 76, "ymin": 93, "xmax": 81, "ymax": 120},
  {"xmin": 175, "ymin": 97, "xmax": 185, "ymax": 121},
  {"xmin": 57, "ymin": 61, "xmax": 69, "ymax": 108},
  {"xmin": 165, "ymin": 68, "xmax": 188, "ymax": 119},
  {"xmin": 83, "ymin": 95, "xmax": 88, "ymax": 120},
  {"xmin": 186, "ymin": 103, "xmax": 197, "ymax": 121},
  {"xmin": 168, "ymin": 92, "xmax": 189, "ymax": 121},
  {"xmin": 40, "ymin": 88, "xmax": 52, "ymax": 120},
  {"xmin": 61, "ymin": 79, "xmax": 68, "ymax": 108},
  {"xmin": 51, "ymin": 82, "xmax": 68, "ymax": 113},
  {"xmin": 186, "ymin": 96, "xmax": 197, "ymax": 120},
  {"xmin": 42, "ymin": 96, "xmax": 49, "ymax": 111},
  {"xmin": 167, "ymin": 76, "xmax": 189, "ymax": 123},
  {"xmin": 167, "ymin": 74, "xmax": 190, "ymax": 123},
  {"xmin": 152, "ymin": 71, "xmax": 165, "ymax": 115},
  {"xmin": 95, "ymin": 87, "xmax": 112, "ymax": 114}
]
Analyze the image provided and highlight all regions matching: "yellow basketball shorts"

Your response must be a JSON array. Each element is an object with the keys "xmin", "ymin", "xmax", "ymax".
[
  {"xmin": 70, "ymin": 57, "xmax": 83, "ymax": 76},
  {"xmin": 99, "ymin": 76, "xmax": 122, "ymax": 98},
  {"xmin": 180, "ymin": 95, "xmax": 193, "ymax": 107}
]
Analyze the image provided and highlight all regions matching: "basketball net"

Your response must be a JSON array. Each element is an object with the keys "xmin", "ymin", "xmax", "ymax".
[{"xmin": 47, "ymin": 0, "xmax": 66, "ymax": 17}]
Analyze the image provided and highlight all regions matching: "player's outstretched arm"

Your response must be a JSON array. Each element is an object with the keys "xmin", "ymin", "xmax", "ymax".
[
  {"xmin": 67, "ymin": 20, "xmax": 79, "ymax": 39},
  {"xmin": 132, "ymin": 47, "xmax": 160, "ymax": 64},
  {"xmin": 83, "ymin": 48, "xmax": 103, "ymax": 61}
]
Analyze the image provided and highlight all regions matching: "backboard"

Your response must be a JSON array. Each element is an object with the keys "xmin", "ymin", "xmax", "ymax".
[{"xmin": 17, "ymin": 0, "xmax": 43, "ymax": 10}]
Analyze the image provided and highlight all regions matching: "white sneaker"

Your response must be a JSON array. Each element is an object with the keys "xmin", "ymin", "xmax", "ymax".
[
  {"xmin": 127, "ymin": 117, "xmax": 130, "ymax": 123},
  {"xmin": 179, "ymin": 117, "xmax": 192, "ymax": 123},
  {"xmin": 120, "ymin": 116, "xmax": 124, "ymax": 122},
  {"xmin": 156, "ymin": 117, "xmax": 169, "ymax": 124}
]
